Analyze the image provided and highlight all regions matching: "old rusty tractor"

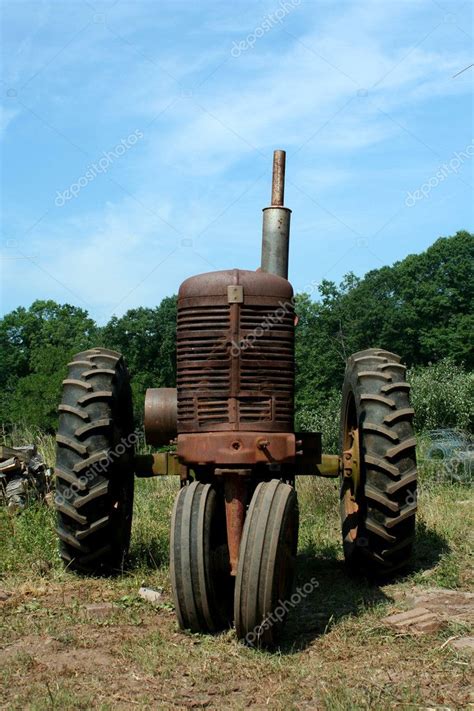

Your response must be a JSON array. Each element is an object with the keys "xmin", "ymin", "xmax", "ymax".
[{"xmin": 54, "ymin": 151, "xmax": 417, "ymax": 646}]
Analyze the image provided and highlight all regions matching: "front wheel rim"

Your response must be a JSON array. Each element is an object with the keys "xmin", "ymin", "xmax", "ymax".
[{"xmin": 341, "ymin": 393, "xmax": 361, "ymax": 543}]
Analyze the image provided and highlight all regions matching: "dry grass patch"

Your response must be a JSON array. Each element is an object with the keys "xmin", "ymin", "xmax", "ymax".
[{"xmin": 0, "ymin": 463, "xmax": 472, "ymax": 709}]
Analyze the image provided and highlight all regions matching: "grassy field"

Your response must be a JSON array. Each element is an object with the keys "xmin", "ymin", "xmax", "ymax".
[{"xmin": 0, "ymin": 437, "xmax": 473, "ymax": 710}]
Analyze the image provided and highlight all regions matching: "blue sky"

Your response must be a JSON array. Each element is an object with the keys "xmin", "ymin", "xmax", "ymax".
[{"xmin": 1, "ymin": 0, "xmax": 472, "ymax": 324}]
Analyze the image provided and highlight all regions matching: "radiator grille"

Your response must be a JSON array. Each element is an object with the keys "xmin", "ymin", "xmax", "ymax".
[{"xmin": 177, "ymin": 296, "xmax": 294, "ymax": 432}]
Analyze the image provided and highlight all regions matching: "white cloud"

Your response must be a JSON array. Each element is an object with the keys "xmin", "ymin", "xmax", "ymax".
[{"xmin": 0, "ymin": 105, "xmax": 20, "ymax": 139}]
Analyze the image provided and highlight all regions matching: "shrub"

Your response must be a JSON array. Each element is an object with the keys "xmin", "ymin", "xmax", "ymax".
[
  {"xmin": 296, "ymin": 389, "xmax": 341, "ymax": 454},
  {"xmin": 294, "ymin": 359, "xmax": 473, "ymax": 457},
  {"xmin": 408, "ymin": 358, "xmax": 473, "ymax": 432}
]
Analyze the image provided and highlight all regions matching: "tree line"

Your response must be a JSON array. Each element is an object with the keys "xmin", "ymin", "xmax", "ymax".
[{"xmin": 0, "ymin": 230, "xmax": 472, "ymax": 432}]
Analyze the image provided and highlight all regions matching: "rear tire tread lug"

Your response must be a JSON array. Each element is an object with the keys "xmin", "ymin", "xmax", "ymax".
[
  {"xmin": 58, "ymin": 404, "xmax": 90, "ymax": 421},
  {"xmin": 78, "ymin": 391, "xmax": 114, "ymax": 406},
  {"xmin": 83, "ymin": 369, "xmax": 117, "ymax": 379},
  {"xmin": 75, "ymin": 418, "xmax": 113, "ymax": 439},
  {"xmin": 56, "ymin": 434, "xmax": 88, "ymax": 456},
  {"xmin": 62, "ymin": 379, "xmax": 92, "ymax": 391}
]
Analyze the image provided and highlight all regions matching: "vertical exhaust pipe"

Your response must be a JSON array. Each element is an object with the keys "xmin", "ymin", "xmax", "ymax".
[{"xmin": 261, "ymin": 149, "xmax": 291, "ymax": 279}]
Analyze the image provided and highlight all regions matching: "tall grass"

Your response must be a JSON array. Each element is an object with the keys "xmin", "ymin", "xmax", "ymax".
[
  {"xmin": 1, "ymin": 424, "xmax": 56, "ymax": 468},
  {"xmin": 129, "ymin": 477, "xmax": 179, "ymax": 570},
  {"xmin": 0, "ymin": 503, "xmax": 60, "ymax": 577}
]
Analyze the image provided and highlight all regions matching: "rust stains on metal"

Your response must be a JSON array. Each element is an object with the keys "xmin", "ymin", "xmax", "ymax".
[
  {"xmin": 262, "ymin": 150, "xmax": 291, "ymax": 278},
  {"xmin": 271, "ymin": 149, "xmax": 286, "ymax": 207},
  {"xmin": 223, "ymin": 474, "xmax": 248, "ymax": 575},
  {"xmin": 343, "ymin": 426, "xmax": 360, "ymax": 489},
  {"xmin": 178, "ymin": 431, "xmax": 296, "ymax": 466},
  {"xmin": 176, "ymin": 269, "xmax": 295, "ymax": 456},
  {"xmin": 144, "ymin": 387, "xmax": 177, "ymax": 445},
  {"xmin": 341, "ymin": 425, "xmax": 361, "ymax": 542}
]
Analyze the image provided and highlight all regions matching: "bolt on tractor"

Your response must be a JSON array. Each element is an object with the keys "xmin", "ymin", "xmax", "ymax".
[{"xmin": 55, "ymin": 150, "xmax": 418, "ymax": 647}]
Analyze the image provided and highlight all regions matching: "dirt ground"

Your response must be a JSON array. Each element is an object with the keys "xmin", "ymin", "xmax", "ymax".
[
  {"xmin": 1, "ymin": 571, "xmax": 473, "ymax": 709},
  {"xmin": 1, "ymin": 478, "xmax": 473, "ymax": 710}
]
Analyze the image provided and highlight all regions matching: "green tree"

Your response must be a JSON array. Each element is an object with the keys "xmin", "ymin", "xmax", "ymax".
[
  {"xmin": 0, "ymin": 301, "xmax": 97, "ymax": 430},
  {"xmin": 338, "ymin": 230, "xmax": 473, "ymax": 367},
  {"xmin": 101, "ymin": 296, "xmax": 177, "ymax": 422},
  {"xmin": 295, "ymin": 231, "xmax": 473, "ymax": 413}
]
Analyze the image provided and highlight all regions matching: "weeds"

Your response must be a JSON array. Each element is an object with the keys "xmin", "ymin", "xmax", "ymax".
[{"xmin": 0, "ymin": 428, "xmax": 472, "ymax": 709}]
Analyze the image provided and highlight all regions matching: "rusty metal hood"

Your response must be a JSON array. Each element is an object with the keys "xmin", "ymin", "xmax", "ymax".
[{"xmin": 179, "ymin": 269, "xmax": 293, "ymax": 301}]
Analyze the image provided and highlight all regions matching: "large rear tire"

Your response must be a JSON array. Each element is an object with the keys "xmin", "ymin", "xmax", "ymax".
[
  {"xmin": 340, "ymin": 348, "xmax": 417, "ymax": 575},
  {"xmin": 55, "ymin": 348, "xmax": 135, "ymax": 574},
  {"xmin": 234, "ymin": 480, "xmax": 299, "ymax": 648},
  {"xmin": 170, "ymin": 481, "xmax": 233, "ymax": 633}
]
